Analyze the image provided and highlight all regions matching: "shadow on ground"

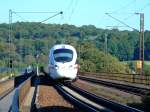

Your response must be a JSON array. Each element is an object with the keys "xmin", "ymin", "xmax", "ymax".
[
  {"xmin": 127, "ymin": 96, "xmax": 150, "ymax": 112},
  {"xmin": 33, "ymin": 106, "xmax": 79, "ymax": 112}
]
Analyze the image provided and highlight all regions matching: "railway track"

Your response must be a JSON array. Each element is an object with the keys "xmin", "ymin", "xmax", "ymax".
[
  {"xmin": 3, "ymin": 73, "xmax": 143, "ymax": 112},
  {"xmin": 35, "ymin": 75, "xmax": 102, "ymax": 112},
  {"xmin": 35, "ymin": 75, "xmax": 142, "ymax": 112},
  {"xmin": 64, "ymin": 83, "xmax": 142, "ymax": 112},
  {"xmin": 0, "ymin": 79, "xmax": 15, "ymax": 112},
  {"xmin": 79, "ymin": 75, "xmax": 150, "ymax": 96},
  {"xmin": 34, "ymin": 75, "xmax": 79, "ymax": 112},
  {"xmin": 0, "ymin": 78, "xmax": 14, "ymax": 101},
  {"xmin": 0, "ymin": 87, "xmax": 14, "ymax": 101},
  {"xmin": 55, "ymin": 84, "xmax": 109, "ymax": 112}
]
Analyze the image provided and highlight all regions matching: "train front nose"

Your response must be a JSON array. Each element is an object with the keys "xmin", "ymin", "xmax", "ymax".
[{"xmin": 55, "ymin": 64, "xmax": 78, "ymax": 80}]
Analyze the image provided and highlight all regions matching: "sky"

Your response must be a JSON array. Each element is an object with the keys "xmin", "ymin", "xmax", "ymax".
[{"xmin": 0, "ymin": 0, "xmax": 150, "ymax": 30}]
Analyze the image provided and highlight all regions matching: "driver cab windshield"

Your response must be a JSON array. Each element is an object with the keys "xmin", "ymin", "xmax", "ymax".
[{"xmin": 53, "ymin": 49, "xmax": 73, "ymax": 62}]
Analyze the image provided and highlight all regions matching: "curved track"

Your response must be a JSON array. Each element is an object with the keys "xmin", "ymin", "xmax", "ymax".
[
  {"xmin": 31, "ymin": 72, "xmax": 143, "ymax": 112},
  {"xmin": 0, "ymin": 79, "xmax": 15, "ymax": 112},
  {"xmin": 0, "ymin": 88, "xmax": 15, "ymax": 112},
  {"xmin": 64, "ymin": 83, "xmax": 142, "ymax": 112},
  {"xmin": 0, "ymin": 78, "xmax": 14, "ymax": 101},
  {"xmin": 79, "ymin": 76, "xmax": 150, "ymax": 96},
  {"xmin": 55, "ymin": 84, "xmax": 109, "ymax": 112},
  {"xmin": 35, "ymin": 75, "xmax": 103, "ymax": 112}
]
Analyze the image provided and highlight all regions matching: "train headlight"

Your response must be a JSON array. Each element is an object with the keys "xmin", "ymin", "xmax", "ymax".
[
  {"xmin": 69, "ymin": 65, "xmax": 73, "ymax": 68},
  {"xmin": 55, "ymin": 65, "xmax": 59, "ymax": 69}
]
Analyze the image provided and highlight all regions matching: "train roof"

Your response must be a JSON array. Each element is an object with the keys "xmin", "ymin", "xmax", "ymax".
[{"xmin": 50, "ymin": 44, "xmax": 76, "ymax": 51}]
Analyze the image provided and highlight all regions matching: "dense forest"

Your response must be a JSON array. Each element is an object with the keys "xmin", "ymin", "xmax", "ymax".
[{"xmin": 0, "ymin": 22, "xmax": 149, "ymax": 74}]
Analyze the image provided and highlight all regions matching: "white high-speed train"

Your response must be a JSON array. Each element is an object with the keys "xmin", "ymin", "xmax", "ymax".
[{"xmin": 49, "ymin": 44, "xmax": 78, "ymax": 81}]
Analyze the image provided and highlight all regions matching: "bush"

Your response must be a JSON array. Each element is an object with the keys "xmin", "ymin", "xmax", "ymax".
[
  {"xmin": 144, "ymin": 66, "xmax": 150, "ymax": 76},
  {"xmin": 142, "ymin": 96, "xmax": 150, "ymax": 112}
]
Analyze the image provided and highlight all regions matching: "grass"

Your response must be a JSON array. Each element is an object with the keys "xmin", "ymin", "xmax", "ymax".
[
  {"xmin": 121, "ymin": 61, "xmax": 150, "ymax": 66},
  {"xmin": 0, "ymin": 71, "xmax": 17, "ymax": 79}
]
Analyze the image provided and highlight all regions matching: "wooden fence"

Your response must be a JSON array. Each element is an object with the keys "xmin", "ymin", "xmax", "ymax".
[{"xmin": 79, "ymin": 72, "xmax": 150, "ymax": 85}]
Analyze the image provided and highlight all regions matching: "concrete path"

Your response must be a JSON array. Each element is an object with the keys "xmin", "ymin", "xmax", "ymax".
[{"xmin": 0, "ymin": 89, "xmax": 15, "ymax": 112}]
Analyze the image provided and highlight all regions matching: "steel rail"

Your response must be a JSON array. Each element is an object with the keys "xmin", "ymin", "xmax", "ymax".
[
  {"xmin": 79, "ymin": 76, "xmax": 150, "ymax": 96},
  {"xmin": 66, "ymin": 83, "xmax": 143, "ymax": 112},
  {"xmin": 0, "ymin": 78, "xmax": 14, "ymax": 100},
  {"xmin": 0, "ymin": 87, "xmax": 14, "ymax": 101},
  {"xmin": 55, "ymin": 84, "xmax": 109, "ymax": 112}
]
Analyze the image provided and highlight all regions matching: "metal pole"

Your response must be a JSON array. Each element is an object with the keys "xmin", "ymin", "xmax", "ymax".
[
  {"xmin": 9, "ymin": 10, "xmax": 63, "ymax": 73},
  {"xmin": 79, "ymin": 43, "xmax": 80, "ymax": 59},
  {"xmin": 36, "ymin": 54, "xmax": 39, "ymax": 76},
  {"xmin": 139, "ymin": 13, "xmax": 144, "ymax": 75},
  {"xmin": 9, "ymin": 9, "xmax": 12, "ymax": 73},
  {"xmin": 105, "ymin": 33, "xmax": 108, "ymax": 72},
  {"xmin": 105, "ymin": 33, "xmax": 108, "ymax": 54}
]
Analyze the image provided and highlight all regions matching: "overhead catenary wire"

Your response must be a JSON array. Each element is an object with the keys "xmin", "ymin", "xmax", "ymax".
[
  {"xmin": 136, "ymin": 2, "xmax": 150, "ymax": 29},
  {"xmin": 40, "ymin": 11, "xmax": 63, "ymax": 23},
  {"xmin": 123, "ymin": 2, "xmax": 150, "ymax": 30},
  {"xmin": 109, "ymin": 0, "xmax": 136, "ymax": 21},
  {"xmin": 63, "ymin": 0, "xmax": 78, "ymax": 24},
  {"xmin": 138, "ymin": 2, "xmax": 150, "ymax": 12},
  {"xmin": 122, "ymin": 0, "xmax": 137, "ymax": 21},
  {"xmin": 105, "ymin": 13, "xmax": 138, "ymax": 31},
  {"xmin": 12, "ymin": 11, "xmax": 60, "ymax": 14},
  {"xmin": 66, "ymin": 0, "xmax": 74, "ymax": 14},
  {"xmin": 9, "ymin": 10, "xmax": 63, "ymax": 71},
  {"xmin": 109, "ymin": 0, "xmax": 150, "ymax": 29},
  {"xmin": 62, "ymin": 0, "xmax": 74, "ymax": 24},
  {"xmin": 12, "ymin": 11, "xmax": 63, "ymax": 23},
  {"xmin": 68, "ymin": 0, "xmax": 78, "ymax": 22},
  {"xmin": 111, "ymin": 0, "xmax": 136, "ymax": 14},
  {"xmin": 13, "ymin": 12, "xmax": 28, "ymax": 22},
  {"xmin": 123, "ymin": 2, "xmax": 150, "ymax": 21},
  {"xmin": 58, "ymin": 11, "xmax": 64, "ymax": 25}
]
